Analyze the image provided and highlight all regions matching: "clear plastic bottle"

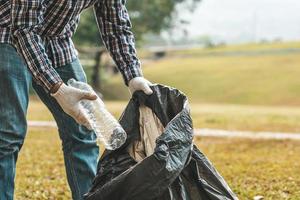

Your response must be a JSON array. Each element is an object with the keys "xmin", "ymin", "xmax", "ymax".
[{"xmin": 67, "ymin": 79, "xmax": 127, "ymax": 150}]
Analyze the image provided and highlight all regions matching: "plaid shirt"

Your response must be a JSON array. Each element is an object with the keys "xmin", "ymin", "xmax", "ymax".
[{"xmin": 0, "ymin": 0, "xmax": 142, "ymax": 91}]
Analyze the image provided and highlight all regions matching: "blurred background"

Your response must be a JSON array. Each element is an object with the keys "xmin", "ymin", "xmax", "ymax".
[{"xmin": 19, "ymin": 0, "xmax": 300, "ymax": 199}]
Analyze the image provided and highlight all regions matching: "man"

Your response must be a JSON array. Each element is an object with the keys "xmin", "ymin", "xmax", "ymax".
[{"xmin": 0, "ymin": 0, "xmax": 152, "ymax": 199}]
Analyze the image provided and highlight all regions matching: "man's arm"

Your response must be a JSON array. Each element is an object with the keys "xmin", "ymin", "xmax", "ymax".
[
  {"xmin": 10, "ymin": 0, "xmax": 62, "ymax": 91},
  {"xmin": 94, "ymin": 0, "xmax": 144, "ymax": 85},
  {"xmin": 10, "ymin": 0, "xmax": 97, "ymax": 127}
]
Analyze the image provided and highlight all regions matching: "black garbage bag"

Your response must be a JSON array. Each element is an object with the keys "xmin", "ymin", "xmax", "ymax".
[{"xmin": 85, "ymin": 85, "xmax": 238, "ymax": 200}]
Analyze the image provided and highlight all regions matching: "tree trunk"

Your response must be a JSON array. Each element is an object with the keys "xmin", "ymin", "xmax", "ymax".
[{"xmin": 92, "ymin": 50, "xmax": 105, "ymax": 91}]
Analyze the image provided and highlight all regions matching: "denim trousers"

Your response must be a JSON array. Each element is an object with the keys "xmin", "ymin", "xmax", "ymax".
[{"xmin": 0, "ymin": 43, "xmax": 99, "ymax": 200}]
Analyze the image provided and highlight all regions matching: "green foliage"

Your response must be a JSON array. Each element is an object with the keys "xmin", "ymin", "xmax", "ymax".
[
  {"xmin": 73, "ymin": 0, "xmax": 201, "ymax": 46},
  {"xmin": 126, "ymin": 0, "xmax": 200, "ymax": 41},
  {"xmin": 72, "ymin": 9, "xmax": 102, "ymax": 46}
]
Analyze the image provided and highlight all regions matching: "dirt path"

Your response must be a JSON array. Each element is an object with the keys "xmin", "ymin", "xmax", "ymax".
[
  {"xmin": 28, "ymin": 120, "xmax": 300, "ymax": 141},
  {"xmin": 195, "ymin": 128, "xmax": 300, "ymax": 140}
]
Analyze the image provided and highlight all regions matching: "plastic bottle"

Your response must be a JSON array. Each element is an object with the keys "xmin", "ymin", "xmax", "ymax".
[{"xmin": 67, "ymin": 79, "xmax": 127, "ymax": 150}]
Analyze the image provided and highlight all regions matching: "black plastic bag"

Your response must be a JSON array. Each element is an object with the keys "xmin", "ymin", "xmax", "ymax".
[{"xmin": 85, "ymin": 85, "xmax": 238, "ymax": 200}]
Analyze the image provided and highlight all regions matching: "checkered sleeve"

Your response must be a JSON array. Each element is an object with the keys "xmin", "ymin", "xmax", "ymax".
[
  {"xmin": 94, "ymin": 0, "xmax": 143, "ymax": 85},
  {"xmin": 10, "ymin": 0, "xmax": 62, "ymax": 91}
]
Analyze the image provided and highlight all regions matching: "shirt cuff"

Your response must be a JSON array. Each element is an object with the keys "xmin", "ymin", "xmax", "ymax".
[
  {"xmin": 36, "ymin": 68, "xmax": 63, "ymax": 92},
  {"xmin": 121, "ymin": 64, "xmax": 143, "ymax": 86}
]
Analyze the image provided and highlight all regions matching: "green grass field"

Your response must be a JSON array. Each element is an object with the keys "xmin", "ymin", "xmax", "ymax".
[
  {"xmin": 137, "ymin": 41, "xmax": 300, "ymax": 58},
  {"xmin": 27, "ymin": 41, "xmax": 300, "ymax": 133},
  {"xmin": 15, "ymin": 129, "xmax": 300, "ymax": 200},
  {"xmin": 28, "ymin": 99, "xmax": 300, "ymax": 133},
  {"xmin": 19, "ymin": 42, "xmax": 300, "ymax": 199},
  {"xmin": 101, "ymin": 43, "xmax": 300, "ymax": 107}
]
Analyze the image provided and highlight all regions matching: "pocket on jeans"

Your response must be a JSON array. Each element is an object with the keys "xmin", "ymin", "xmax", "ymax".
[
  {"xmin": 0, "ymin": 44, "xmax": 29, "ymax": 81},
  {"xmin": 56, "ymin": 59, "xmax": 87, "ymax": 83}
]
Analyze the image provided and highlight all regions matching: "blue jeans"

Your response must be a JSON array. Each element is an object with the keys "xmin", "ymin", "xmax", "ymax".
[{"xmin": 0, "ymin": 43, "xmax": 99, "ymax": 200}]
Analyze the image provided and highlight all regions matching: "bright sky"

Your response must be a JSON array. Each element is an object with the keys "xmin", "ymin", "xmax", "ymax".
[{"xmin": 180, "ymin": 0, "xmax": 300, "ymax": 43}]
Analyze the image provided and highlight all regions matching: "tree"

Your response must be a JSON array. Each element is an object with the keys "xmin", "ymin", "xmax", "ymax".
[
  {"xmin": 73, "ymin": 0, "xmax": 201, "ymax": 91},
  {"xmin": 73, "ymin": 0, "xmax": 201, "ymax": 46},
  {"xmin": 73, "ymin": 9, "xmax": 102, "ymax": 46}
]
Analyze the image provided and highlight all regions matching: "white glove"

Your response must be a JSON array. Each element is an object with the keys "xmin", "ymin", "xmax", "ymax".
[
  {"xmin": 51, "ymin": 83, "xmax": 97, "ymax": 129},
  {"xmin": 128, "ymin": 77, "xmax": 153, "ymax": 95}
]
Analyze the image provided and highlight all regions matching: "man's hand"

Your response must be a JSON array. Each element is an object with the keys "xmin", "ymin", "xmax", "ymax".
[
  {"xmin": 51, "ymin": 83, "xmax": 97, "ymax": 129},
  {"xmin": 128, "ymin": 77, "xmax": 153, "ymax": 95}
]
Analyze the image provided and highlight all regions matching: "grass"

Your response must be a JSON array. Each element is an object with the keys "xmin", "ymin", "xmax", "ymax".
[
  {"xmin": 15, "ymin": 129, "xmax": 300, "ymax": 199},
  {"xmin": 190, "ymin": 103, "xmax": 300, "ymax": 133},
  {"xmin": 165, "ymin": 41, "xmax": 300, "ymax": 57},
  {"xmin": 194, "ymin": 137, "xmax": 300, "ymax": 200},
  {"xmin": 100, "ymin": 49, "xmax": 300, "ymax": 106},
  {"xmin": 28, "ymin": 99, "xmax": 300, "ymax": 133},
  {"xmin": 18, "ymin": 42, "xmax": 300, "ymax": 199},
  {"xmin": 15, "ymin": 129, "xmax": 71, "ymax": 199},
  {"xmin": 21, "ymin": 42, "xmax": 300, "ymax": 199},
  {"xmin": 27, "ymin": 42, "xmax": 300, "ymax": 133},
  {"xmin": 136, "ymin": 41, "xmax": 300, "ymax": 58}
]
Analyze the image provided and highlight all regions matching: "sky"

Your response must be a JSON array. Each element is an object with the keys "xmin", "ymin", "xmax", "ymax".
[{"xmin": 176, "ymin": 0, "xmax": 300, "ymax": 43}]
